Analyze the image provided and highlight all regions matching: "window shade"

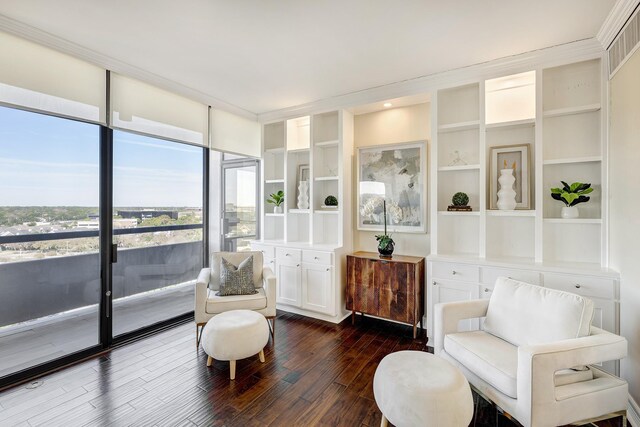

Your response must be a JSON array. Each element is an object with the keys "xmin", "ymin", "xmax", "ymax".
[
  {"xmin": 0, "ymin": 31, "xmax": 106, "ymax": 123},
  {"xmin": 210, "ymin": 108, "xmax": 261, "ymax": 157},
  {"xmin": 110, "ymin": 73, "xmax": 208, "ymax": 146}
]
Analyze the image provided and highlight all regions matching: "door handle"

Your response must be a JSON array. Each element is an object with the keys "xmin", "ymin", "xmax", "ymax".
[
  {"xmin": 111, "ymin": 243, "xmax": 118, "ymax": 263},
  {"xmin": 105, "ymin": 291, "xmax": 112, "ymax": 318}
]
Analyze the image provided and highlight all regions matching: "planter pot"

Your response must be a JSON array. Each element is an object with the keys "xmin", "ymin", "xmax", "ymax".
[
  {"xmin": 561, "ymin": 206, "xmax": 579, "ymax": 219},
  {"xmin": 497, "ymin": 169, "xmax": 517, "ymax": 210},
  {"xmin": 378, "ymin": 240, "xmax": 395, "ymax": 258},
  {"xmin": 273, "ymin": 206, "xmax": 283, "ymax": 214}
]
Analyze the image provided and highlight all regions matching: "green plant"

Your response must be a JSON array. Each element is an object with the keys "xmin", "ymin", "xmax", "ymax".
[
  {"xmin": 324, "ymin": 195, "xmax": 338, "ymax": 206},
  {"xmin": 374, "ymin": 200, "xmax": 394, "ymax": 249},
  {"xmin": 452, "ymin": 192, "xmax": 469, "ymax": 206},
  {"xmin": 266, "ymin": 190, "xmax": 285, "ymax": 207},
  {"xmin": 550, "ymin": 181, "xmax": 593, "ymax": 207}
]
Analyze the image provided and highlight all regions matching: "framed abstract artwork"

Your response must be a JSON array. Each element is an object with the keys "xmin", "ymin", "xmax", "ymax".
[{"xmin": 357, "ymin": 141, "xmax": 426, "ymax": 233}]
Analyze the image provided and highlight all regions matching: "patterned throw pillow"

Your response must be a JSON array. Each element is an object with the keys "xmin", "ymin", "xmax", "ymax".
[{"xmin": 217, "ymin": 255, "xmax": 257, "ymax": 296}]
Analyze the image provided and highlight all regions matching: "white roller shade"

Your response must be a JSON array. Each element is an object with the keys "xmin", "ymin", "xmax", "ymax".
[
  {"xmin": 210, "ymin": 108, "xmax": 261, "ymax": 157},
  {"xmin": 0, "ymin": 31, "xmax": 106, "ymax": 123},
  {"xmin": 111, "ymin": 73, "xmax": 208, "ymax": 146}
]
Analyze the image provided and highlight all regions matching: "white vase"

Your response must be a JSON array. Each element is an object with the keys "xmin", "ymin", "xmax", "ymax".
[
  {"xmin": 273, "ymin": 205, "xmax": 282, "ymax": 214},
  {"xmin": 297, "ymin": 181, "xmax": 309, "ymax": 209},
  {"xmin": 561, "ymin": 206, "xmax": 579, "ymax": 219},
  {"xmin": 497, "ymin": 169, "xmax": 517, "ymax": 210}
]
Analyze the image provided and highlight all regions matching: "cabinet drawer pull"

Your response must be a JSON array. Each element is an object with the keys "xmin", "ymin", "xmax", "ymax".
[
  {"xmin": 326, "ymin": 268, "xmax": 330, "ymax": 272},
  {"xmin": 314, "ymin": 256, "xmax": 319, "ymax": 260},
  {"xmin": 296, "ymin": 264, "xmax": 300, "ymax": 267},
  {"xmin": 286, "ymin": 253, "xmax": 291, "ymax": 257},
  {"xmin": 380, "ymin": 260, "xmax": 388, "ymax": 264},
  {"xmin": 575, "ymin": 284, "xmax": 581, "ymax": 289},
  {"xmin": 270, "ymin": 261, "xmax": 274, "ymax": 264},
  {"xmin": 452, "ymin": 270, "xmax": 457, "ymax": 275},
  {"xmin": 484, "ymin": 288, "xmax": 490, "ymax": 293},
  {"xmin": 432, "ymin": 281, "xmax": 437, "ymax": 286}
]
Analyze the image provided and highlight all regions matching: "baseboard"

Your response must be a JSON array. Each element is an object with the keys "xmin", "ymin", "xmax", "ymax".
[{"xmin": 629, "ymin": 395, "xmax": 640, "ymax": 427}]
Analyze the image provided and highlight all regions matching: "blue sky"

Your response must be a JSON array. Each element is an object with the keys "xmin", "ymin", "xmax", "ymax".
[{"xmin": 0, "ymin": 106, "xmax": 203, "ymax": 207}]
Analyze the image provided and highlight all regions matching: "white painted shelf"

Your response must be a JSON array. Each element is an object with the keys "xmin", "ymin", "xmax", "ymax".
[
  {"xmin": 543, "ymin": 218, "xmax": 602, "ymax": 224},
  {"xmin": 438, "ymin": 164, "xmax": 481, "ymax": 172},
  {"xmin": 486, "ymin": 210, "xmax": 536, "ymax": 217},
  {"xmin": 265, "ymin": 179, "xmax": 284, "ymax": 184},
  {"xmin": 542, "ymin": 156, "xmax": 602, "ymax": 165},
  {"xmin": 314, "ymin": 176, "xmax": 339, "ymax": 181},
  {"xmin": 543, "ymin": 103, "xmax": 601, "ymax": 118},
  {"xmin": 315, "ymin": 210, "xmax": 339, "ymax": 215},
  {"xmin": 315, "ymin": 139, "xmax": 339, "ymax": 147},
  {"xmin": 485, "ymin": 118, "xmax": 535, "ymax": 129},
  {"xmin": 288, "ymin": 148, "xmax": 310, "ymax": 153},
  {"xmin": 437, "ymin": 120, "xmax": 480, "ymax": 133},
  {"xmin": 265, "ymin": 213, "xmax": 284, "ymax": 217},
  {"xmin": 264, "ymin": 147, "xmax": 285, "ymax": 153},
  {"xmin": 438, "ymin": 210, "xmax": 480, "ymax": 216},
  {"xmin": 289, "ymin": 209, "xmax": 310, "ymax": 214}
]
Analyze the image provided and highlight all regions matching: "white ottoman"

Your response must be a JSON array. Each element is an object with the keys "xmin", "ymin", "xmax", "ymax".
[
  {"xmin": 201, "ymin": 309, "xmax": 270, "ymax": 380},
  {"xmin": 373, "ymin": 351, "xmax": 473, "ymax": 427}
]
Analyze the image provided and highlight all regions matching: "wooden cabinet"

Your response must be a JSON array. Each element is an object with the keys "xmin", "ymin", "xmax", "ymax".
[{"xmin": 346, "ymin": 252, "xmax": 425, "ymax": 338}]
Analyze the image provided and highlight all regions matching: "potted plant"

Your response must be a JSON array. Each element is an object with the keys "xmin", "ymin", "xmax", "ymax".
[
  {"xmin": 375, "ymin": 200, "xmax": 394, "ymax": 258},
  {"xmin": 550, "ymin": 181, "xmax": 593, "ymax": 218},
  {"xmin": 267, "ymin": 190, "xmax": 285, "ymax": 214},
  {"xmin": 324, "ymin": 195, "xmax": 338, "ymax": 209}
]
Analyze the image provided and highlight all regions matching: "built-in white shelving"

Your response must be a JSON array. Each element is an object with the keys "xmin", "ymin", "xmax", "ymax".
[
  {"xmin": 542, "ymin": 156, "xmax": 602, "ymax": 165},
  {"xmin": 437, "ymin": 164, "xmax": 480, "ymax": 172},
  {"xmin": 485, "ymin": 118, "xmax": 535, "ymax": 129},
  {"xmin": 265, "ymin": 213, "xmax": 284, "ymax": 217},
  {"xmin": 486, "ymin": 210, "xmax": 536, "ymax": 217},
  {"xmin": 437, "ymin": 120, "xmax": 480, "ymax": 133},
  {"xmin": 438, "ymin": 211, "xmax": 480, "ymax": 216},
  {"xmin": 543, "ymin": 103, "xmax": 601, "ymax": 118},
  {"xmin": 314, "ymin": 176, "xmax": 339, "ymax": 181},
  {"xmin": 289, "ymin": 209, "xmax": 310, "ymax": 214},
  {"xmin": 265, "ymin": 179, "xmax": 284, "ymax": 184}
]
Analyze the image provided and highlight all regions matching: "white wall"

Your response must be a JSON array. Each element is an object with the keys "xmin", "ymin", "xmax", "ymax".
[
  {"xmin": 352, "ymin": 103, "xmax": 431, "ymax": 256},
  {"xmin": 609, "ymin": 47, "xmax": 640, "ymax": 407}
]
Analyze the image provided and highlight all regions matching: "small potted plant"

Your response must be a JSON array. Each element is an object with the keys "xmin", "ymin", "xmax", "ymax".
[
  {"xmin": 323, "ymin": 195, "xmax": 338, "ymax": 209},
  {"xmin": 448, "ymin": 192, "xmax": 471, "ymax": 212},
  {"xmin": 267, "ymin": 190, "xmax": 285, "ymax": 214},
  {"xmin": 375, "ymin": 200, "xmax": 394, "ymax": 258},
  {"xmin": 550, "ymin": 181, "xmax": 593, "ymax": 218}
]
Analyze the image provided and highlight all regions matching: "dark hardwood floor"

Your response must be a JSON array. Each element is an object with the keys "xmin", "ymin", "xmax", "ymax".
[{"xmin": 0, "ymin": 311, "xmax": 628, "ymax": 427}]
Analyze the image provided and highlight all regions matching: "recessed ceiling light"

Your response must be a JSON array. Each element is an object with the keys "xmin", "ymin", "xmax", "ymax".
[{"xmin": 383, "ymin": 102, "xmax": 392, "ymax": 108}]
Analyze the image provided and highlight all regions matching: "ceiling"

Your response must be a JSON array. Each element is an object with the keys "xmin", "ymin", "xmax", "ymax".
[{"xmin": 0, "ymin": 1, "xmax": 617, "ymax": 116}]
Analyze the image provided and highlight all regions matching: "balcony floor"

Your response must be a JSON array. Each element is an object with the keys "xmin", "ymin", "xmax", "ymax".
[{"xmin": 0, "ymin": 282, "xmax": 193, "ymax": 378}]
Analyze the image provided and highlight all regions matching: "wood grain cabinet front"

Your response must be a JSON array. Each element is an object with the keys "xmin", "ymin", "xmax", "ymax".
[{"xmin": 346, "ymin": 252, "xmax": 425, "ymax": 338}]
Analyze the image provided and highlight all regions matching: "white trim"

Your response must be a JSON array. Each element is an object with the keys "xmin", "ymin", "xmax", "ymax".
[
  {"xmin": 597, "ymin": 0, "xmax": 640, "ymax": 49},
  {"xmin": 258, "ymin": 39, "xmax": 603, "ymax": 123},
  {"xmin": 0, "ymin": 14, "xmax": 257, "ymax": 121},
  {"xmin": 629, "ymin": 396, "xmax": 640, "ymax": 427}
]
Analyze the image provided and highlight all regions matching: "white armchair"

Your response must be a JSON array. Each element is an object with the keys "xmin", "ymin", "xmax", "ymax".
[
  {"xmin": 195, "ymin": 251, "xmax": 276, "ymax": 346},
  {"xmin": 434, "ymin": 277, "xmax": 628, "ymax": 427}
]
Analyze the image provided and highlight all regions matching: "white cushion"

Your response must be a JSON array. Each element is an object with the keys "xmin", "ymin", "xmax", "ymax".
[
  {"xmin": 373, "ymin": 351, "xmax": 473, "ymax": 426},
  {"xmin": 483, "ymin": 277, "xmax": 594, "ymax": 347},
  {"xmin": 445, "ymin": 330, "xmax": 594, "ymax": 399},
  {"xmin": 445, "ymin": 331, "xmax": 518, "ymax": 398},
  {"xmin": 201, "ymin": 310, "xmax": 269, "ymax": 361},
  {"xmin": 205, "ymin": 288, "xmax": 267, "ymax": 314},
  {"xmin": 209, "ymin": 251, "xmax": 263, "ymax": 290}
]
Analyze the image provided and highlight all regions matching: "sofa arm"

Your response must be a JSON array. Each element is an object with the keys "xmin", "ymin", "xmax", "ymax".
[
  {"xmin": 517, "ymin": 327, "xmax": 628, "ymax": 409},
  {"xmin": 434, "ymin": 299, "xmax": 490, "ymax": 354},
  {"xmin": 194, "ymin": 268, "xmax": 211, "ymax": 324},
  {"xmin": 262, "ymin": 266, "xmax": 276, "ymax": 317}
]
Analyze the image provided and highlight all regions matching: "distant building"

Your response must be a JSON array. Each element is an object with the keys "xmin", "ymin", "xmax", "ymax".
[
  {"xmin": 76, "ymin": 220, "xmax": 99, "ymax": 229},
  {"xmin": 117, "ymin": 210, "xmax": 178, "ymax": 220}
]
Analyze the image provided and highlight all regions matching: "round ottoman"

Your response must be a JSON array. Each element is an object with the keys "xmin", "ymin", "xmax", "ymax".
[
  {"xmin": 373, "ymin": 351, "xmax": 473, "ymax": 427},
  {"xmin": 201, "ymin": 310, "xmax": 270, "ymax": 380}
]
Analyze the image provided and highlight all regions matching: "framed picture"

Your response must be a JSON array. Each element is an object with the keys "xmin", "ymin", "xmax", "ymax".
[
  {"xmin": 489, "ymin": 144, "xmax": 531, "ymax": 210},
  {"xmin": 357, "ymin": 141, "xmax": 426, "ymax": 233}
]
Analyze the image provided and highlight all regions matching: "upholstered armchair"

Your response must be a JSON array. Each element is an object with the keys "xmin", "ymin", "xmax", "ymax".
[
  {"xmin": 195, "ymin": 251, "xmax": 276, "ymax": 347},
  {"xmin": 434, "ymin": 277, "xmax": 628, "ymax": 427}
]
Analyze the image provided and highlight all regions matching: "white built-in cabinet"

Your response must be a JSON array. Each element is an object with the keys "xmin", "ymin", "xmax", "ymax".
[
  {"xmin": 252, "ymin": 110, "xmax": 353, "ymax": 323},
  {"xmin": 428, "ymin": 54, "xmax": 620, "ymax": 374}
]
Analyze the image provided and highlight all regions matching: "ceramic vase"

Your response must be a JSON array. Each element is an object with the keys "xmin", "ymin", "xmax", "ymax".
[
  {"xmin": 561, "ymin": 206, "xmax": 579, "ymax": 219},
  {"xmin": 297, "ymin": 181, "xmax": 309, "ymax": 209},
  {"xmin": 273, "ymin": 205, "xmax": 282, "ymax": 214},
  {"xmin": 497, "ymin": 169, "xmax": 517, "ymax": 210}
]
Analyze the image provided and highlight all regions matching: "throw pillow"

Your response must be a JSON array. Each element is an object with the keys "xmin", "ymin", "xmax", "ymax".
[{"xmin": 217, "ymin": 255, "xmax": 257, "ymax": 296}]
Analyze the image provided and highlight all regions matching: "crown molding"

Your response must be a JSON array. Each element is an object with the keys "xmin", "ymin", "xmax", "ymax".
[
  {"xmin": 258, "ymin": 38, "xmax": 604, "ymax": 123},
  {"xmin": 0, "ymin": 14, "xmax": 257, "ymax": 121},
  {"xmin": 597, "ymin": 0, "xmax": 640, "ymax": 49}
]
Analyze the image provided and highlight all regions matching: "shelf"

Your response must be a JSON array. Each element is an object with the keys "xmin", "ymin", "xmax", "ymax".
[
  {"xmin": 288, "ymin": 148, "xmax": 310, "ymax": 154},
  {"xmin": 265, "ymin": 213, "xmax": 284, "ymax": 217},
  {"xmin": 544, "ymin": 218, "xmax": 602, "ymax": 224},
  {"xmin": 485, "ymin": 118, "xmax": 535, "ymax": 130},
  {"xmin": 437, "ymin": 164, "xmax": 480, "ymax": 172},
  {"xmin": 314, "ymin": 176, "xmax": 339, "ymax": 181},
  {"xmin": 315, "ymin": 210, "xmax": 339, "ymax": 215},
  {"xmin": 265, "ymin": 147, "xmax": 285, "ymax": 154},
  {"xmin": 487, "ymin": 210, "xmax": 536, "ymax": 217},
  {"xmin": 289, "ymin": 209, "xmax": 310, "ymax": 214},
  {"xmin": 438, "ymin": 211, "xmax": 480, "ymax": 216},
  {"xmin": 265, "ymin": 179, "xmax": 284, "ymax": 184},
  {"xmin": 437, "ymin": 120, "xmax": 480, "ymax": 133},
  {"xmin": 315, "ymin": 139, "xmax": 339, "ymax": 147},
  {"xmin": 542, "ymin": 156, "xmax": 602, "ymax": 165},
  {"xmin": 543, "ymin": 103, "xmax": 601, "ymax": 118}
]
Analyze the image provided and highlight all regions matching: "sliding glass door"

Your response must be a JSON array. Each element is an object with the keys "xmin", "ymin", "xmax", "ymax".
[
  {"xmin": 0, "ymin": 106, "xmax": 102, "ymax": 378},
  {"xmin": 111, "ymin": 131, "xmax": 205, "ymax": 337}
]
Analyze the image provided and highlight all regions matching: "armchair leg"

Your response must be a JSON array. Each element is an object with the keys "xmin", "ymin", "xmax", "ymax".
[
  {"xmin": 196, "ymin": 323, "xmax": 205, "ymax": 349},
  {"xmin": 266, "ymin": 316, "xmax": 275, "ymax": 340}
]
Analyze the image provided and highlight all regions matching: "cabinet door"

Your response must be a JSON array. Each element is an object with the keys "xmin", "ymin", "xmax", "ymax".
[
  {"xmin": 431, "ymin": 279, "xmax": 480, "ymax": 331},
  {"xmin": 276, "ymin": 261, "xmax": 301, "ymax": 307},
  {"xmin": 376, "ymin": 260, "xmax": 412, "ymax": 324},
  {"xmin": 346, "ymin": 257, "xmax": 377, "ymax": 315},
  {"xmin": 302, "ymin": 264, "xmax": 334, "ymax": 315}
]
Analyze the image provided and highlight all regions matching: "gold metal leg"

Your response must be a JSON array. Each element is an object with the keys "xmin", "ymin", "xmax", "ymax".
[
  {"xmin": 230, "ymin": 360, "xmax": 236, "ymax": 380},
  {"xmin": 206, "ymin": 356, "xmax": 213, "ymax": 367},
  {"xmin": 259, "ymin": 349, "xmax": 265, "ymax": 363},
  {"xmin": 380, "ymin": 414, "xmax": 388, "ymax": 427}
]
